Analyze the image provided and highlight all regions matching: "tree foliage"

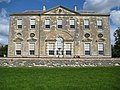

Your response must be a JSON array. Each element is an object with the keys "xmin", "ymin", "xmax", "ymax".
[
  {"xmin": 0, "ymin": 45, "xmax": 8, "ymax": 57},
  {"xmin": 112, "ymin": 27, "xmax": 120, "ymax": 57}
]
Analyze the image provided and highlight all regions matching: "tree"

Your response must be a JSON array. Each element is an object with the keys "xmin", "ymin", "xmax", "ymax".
[
  {"xmin": 0, "ymin": 45, "xmax": 8, "ymax": 57},
  {"xmin": 113, "ymin": 27, "xmax": 120, "ymax": 57}
]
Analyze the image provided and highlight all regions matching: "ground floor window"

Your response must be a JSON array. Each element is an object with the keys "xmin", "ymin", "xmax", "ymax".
[
  {"xmin": 15, "ymin": 43, "xmax": 21, "ymax": 55},
  {"xmin": 29, "ymin": 43, "xmax": 35, "ymax": 55},
  {"xmin": 47, "ymin": 43, "xmax": 55, "ymax": 55},
  {"xmin": 98, "ymin": 43, "xmax": 104, "ymax": 55},
  {"xmin": 64, "ymin": 43, "xmax": 72, "ymax": 55},
  {"xmin": 84, "ymin": 43, "xmax": 91, "ymax": 55},
  {"xmin": 66, "ymin": 50, "xmax": 71, "ymax": 55}
]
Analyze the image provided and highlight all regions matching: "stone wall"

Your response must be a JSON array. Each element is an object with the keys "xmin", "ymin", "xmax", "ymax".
[{"xmin": 0, "ymin": 58, "xmax": 120, "ymax": 67}]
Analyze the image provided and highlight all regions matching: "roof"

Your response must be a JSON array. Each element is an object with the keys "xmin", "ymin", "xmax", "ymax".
[{"xmin": 10, "ymin": 5, "xmax": 110, "ymax": 16}]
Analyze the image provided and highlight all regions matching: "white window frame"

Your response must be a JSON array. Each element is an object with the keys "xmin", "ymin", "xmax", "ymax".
[
  {"xmin": 64, "ymin": 43, "xmax": 72, "ymax": 55},
  {"xmin": 84, "ymin": 19, "xmax": 89, "ymax": 29},
  {"xmin": 29, "ymin": 43, "xmax": 35, "ymax": 55},
  {"xmin": 97, "ymin": 20, "xmax": 102, "ymax": 29},
  {"xmin": 17, "ymin": 19, "xmax": 22, "ymax": 29},
  {"xmin": 70, "ymin": 19, "xmax": 75, "ymax": 28},
  {"xmin": 98, "ymin": 43, "xmax": 104, "ymax": 55},
  {"xmin": 45, "ymin": 19, "xmax": 50, "ymax": 29},
  {"xmin": 84, "ymin": 43, "xmax": 91, "ymax": 56},
  {"xmin": 57, "ymin": 19, "xmax": 62, "ymax": 28},
  {"xmin": 15, "ymin": 43, "xmax": 22, "ymax": 55},
  {"xmin": 47, "ymin": 43, "xmax": 55, "ymax": 56},
  {"xmin": 30, "ymin": 19, "xmax": 36, "ymax": 29}
]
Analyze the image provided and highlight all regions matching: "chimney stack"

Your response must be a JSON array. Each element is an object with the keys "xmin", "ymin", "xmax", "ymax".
[
  {"xmin": 74, "ymin": 5, "xmax": 77, "ymax": 11},
  {"xmin": 43, "ymin": 5, "xmax": 46, "ymax": 11}
]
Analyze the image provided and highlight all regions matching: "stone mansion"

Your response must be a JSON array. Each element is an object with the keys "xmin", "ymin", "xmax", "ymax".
[{"xmin": 8, "ymin": 5, "xmax": 111, "ymax": 58}]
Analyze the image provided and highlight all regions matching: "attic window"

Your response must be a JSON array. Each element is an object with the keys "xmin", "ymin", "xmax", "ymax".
[{"xmin": 59, "ymin": 9, "xmax": 62, "ymax": 13}]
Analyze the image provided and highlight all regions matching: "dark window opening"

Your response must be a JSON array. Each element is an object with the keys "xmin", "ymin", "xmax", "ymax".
[
  {"xmin": 99, "ymin": 51, "xmax": 104, "ymax": 55},
  {"xmin": 49, "ymin": 50, "xmax": 54, "ymax": 55},
  {"xmin": 16, "ymin": 50, "xmax": 21, "ymax": 55},
  {"xmin": 31, "ymin": 25, "xmax": 35, "ymax": 29},
  {"xmin": 98, "ymin": 25, "xmax": 102, "ymax": 29},
  {"xmin": 85, "ymin": 51, "xmax": 90, "ymax": 55},
  {"xmin": 18, "ymin": 25, "xmax": 22, "ymax": 29},
  {"xmin": 85, "ymin": 25, "xmax": 90, "ymax": 29},
  {"xmin": 30, "ymin": 50, "xmax": 35, "ymax": 55},
  {"xmin": 70, "ymin": 25, "xmax": 75, "ymax": 28},
  {"xmin": 66, "ymin": 50, "xmax": 71, "ymax": 55},
  {"xmin": 45, "ymin": 25, "xmax": 50, "ymax": 28},
  {"xmin": 58, "ymin": 25, "xmax": 62, "ymax": 28}
]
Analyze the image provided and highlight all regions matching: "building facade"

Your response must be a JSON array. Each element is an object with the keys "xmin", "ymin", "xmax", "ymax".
[{"xmin": 8, "ymin": 6, "xmax": 111, "ymax": 58}]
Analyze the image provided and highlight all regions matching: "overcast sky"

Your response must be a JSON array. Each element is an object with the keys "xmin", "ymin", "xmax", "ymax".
[{"xmin": 0, "ymin": 0, "xmax": 120, "ymax": 45}]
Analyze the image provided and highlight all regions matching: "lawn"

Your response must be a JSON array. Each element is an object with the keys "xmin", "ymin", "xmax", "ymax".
[{"xmin": 0, "ymin": 67, "xmax": 120, "ymax": 90}]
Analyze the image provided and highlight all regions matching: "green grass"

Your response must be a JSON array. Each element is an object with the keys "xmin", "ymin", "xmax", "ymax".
[{"xmin": 0, "ymin": 67, "xmax": 120, "ymax": 90}]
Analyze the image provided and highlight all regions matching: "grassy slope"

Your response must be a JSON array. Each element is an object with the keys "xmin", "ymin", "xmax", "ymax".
[{"xmin": 0, "ymin": 67, "xmax": 120, "ymax": 90}]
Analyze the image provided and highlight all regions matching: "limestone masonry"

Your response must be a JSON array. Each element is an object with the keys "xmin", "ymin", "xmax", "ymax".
[{"xmin": 8, "ymin": 5, "xmax": 111, "ymax": 58}]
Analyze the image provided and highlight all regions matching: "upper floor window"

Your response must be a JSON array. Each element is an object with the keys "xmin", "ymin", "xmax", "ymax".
[
  {"xmin": 57, "ymin": 19, "xmax": 62, "ymax": 28},
  {"xmin": 84, "ymin": 19, "xmax": 90, "ymax": 29},
  {"xmin": 17, "ymin": 19, "xmax": 22, "ymax": 29},
  {"xmin": 84, "ymin": 43, "xmax": 91, "ymax": 55},
  {"xmin": 97, "ymin": 20, "xmax": 102, "ymax": 29},
  {"xmin": 29, "ymin": 43, "xmax": 35, "ymax": 55},
  {"xmin": 45, "ymin": 19, "xmax": 50, "ymax": 28},
  {"xmin": 98, "ymin": 43, "xmax": 104, "ymax": 55},
  {"xmin": 70, "ymin": 19, "xmax": 75, "ymax": 28},
  {"xmin": 30, "ymin": 19, "xmax": 35, "ymax": 29},
  {"xmin": 15, "ymin": 43, "xmax": 21, "ymax": 55}
]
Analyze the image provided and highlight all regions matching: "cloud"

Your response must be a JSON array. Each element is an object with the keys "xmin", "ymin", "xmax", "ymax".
[
  {"xmin": 110, "ymin": 10, "xmax": 120, "ymax": 27},
  {"xmin": 83, "ymin": 0, "xmax": 120, "ymax": 44},
  {"xmin": 83, "ymin": 0, "xmax": 120, "ymax": 13},
  {"xmin": 0, "ymin": 8, "xmax": 9, "ymax": 44},
  {"xmin": 0, "ymin": 0, "xmax": 11, "ymax": 3}
]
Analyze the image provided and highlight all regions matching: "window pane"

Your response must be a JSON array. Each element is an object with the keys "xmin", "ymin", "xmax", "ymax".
[
  {"xmin": 64, "ymin": 44, "xmax": 71, "ymax": 50},
  {"xmin": 45, "ymin": 20, "xmax": 50, "ymax": 25},
  {"xmin": 66, "ymin": 50, "xmax": 71, "ymax": 55},
  {"xmin": 29, "ymin": 43, "xmax": 35, "ymax": 50},
  {"xmin": 70, "ymin": 20, "xmax": 75, "ymax": 25},
  {"xmin": 16, "ymin": 50, "xmax": 21, "ymax": 55},
  {"xmin": 31, "ymin": 25, "xmax": 35, "ymax": 28},
  {"xmin": 17, "ymin": 19, "xmax": 22, "ymax": 25},
  {"xmin": 85, "ymin": 43, "xmax": 90, "ymax": 51},
  {"xmin": 45, "ymin": 25, "xmax": 50, "ymax": 28},
  {"xmin": 57, "ymin": 19, "xmax": 62, "ymax": 25},
  {"xmin": 84, "ymin": 20, "xmax": 89, "ymax": 25},
  {"xmin": 30, "ymin": 50, "xmax": 35, "ymax": 55},
  {"xmin": 47, "ymin": 43, "xmax": 54, "ymax": 49},
  {"xmin": 85, "ymin": 51, "xmax": 90, "ymax": 55},
  {"xmin": 16, "ymin": 43, "xmax": 21, "ymax": 50},
  {"xmin": 49, "ymin": 50, "xmax": 54, "ymax": 55},
  {"xmin": 85, "ymin": 43, "xmax": 90, "ymax": 55},
  {"xmin": 30, "ymin": 19, "xmax": 35, "ymax": 25},
  {"xmin": 98, "ymin": 43, "xmax": 103, "ymax": 51},
  {"xmin": 97, "ymin": 20, "xmax": 102, "ymax": 26}
]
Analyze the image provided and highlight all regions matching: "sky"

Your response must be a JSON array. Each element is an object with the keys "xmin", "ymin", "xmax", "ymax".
[{"xmin": 0, "ymin": 0, "xmax": 120, "ymax": 45}]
